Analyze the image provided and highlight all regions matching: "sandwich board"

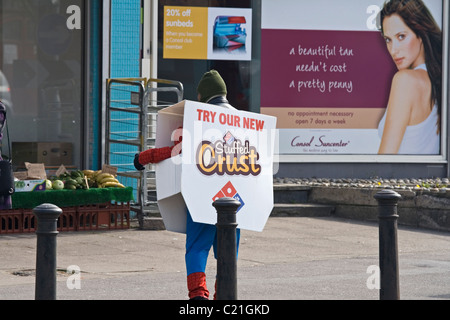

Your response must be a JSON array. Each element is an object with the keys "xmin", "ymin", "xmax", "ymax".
[{"xmin": 155, "ymin": 100, "xmax": 277, "ymax": 233}]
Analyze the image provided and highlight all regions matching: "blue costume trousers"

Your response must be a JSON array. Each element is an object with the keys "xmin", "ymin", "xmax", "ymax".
[{"xmin": 185, "ymin": 210, "xmax": 240, "ymax": 276}]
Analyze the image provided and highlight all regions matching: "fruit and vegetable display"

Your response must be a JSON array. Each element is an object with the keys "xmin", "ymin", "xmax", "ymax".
[{"xmin": 46, "ymin": 169, "xmax": 125, "ymax": 190}]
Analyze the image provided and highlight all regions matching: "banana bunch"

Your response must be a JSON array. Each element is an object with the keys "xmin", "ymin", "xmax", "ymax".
[{"xmin": 83, "ymin": 170, "xmax": 125, "ymax": 188}]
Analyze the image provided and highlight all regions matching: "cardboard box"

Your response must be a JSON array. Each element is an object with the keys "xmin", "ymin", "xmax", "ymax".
[
  {"xmin": 14, "ymin": 180, "xmax": 46, "ymax": 192},
  {"xmin": 12, "ymin": 142, "xmax": 73, "ymax": 167},
  {"xmin": 155, "ymin": 100, "xmax": 277, "ymax": 233},
  {"xmin": 14, "ymin": 163, "xmax": 47, "ymax": 180},
  {"xmin": 155, "ymin": 103, "xmax": 185, "ymax": 233}
]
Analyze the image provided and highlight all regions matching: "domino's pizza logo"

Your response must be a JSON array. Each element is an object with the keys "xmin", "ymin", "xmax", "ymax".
[
  {"xmin": 212, "ymin": 181, "xmax": 245, "ymax": 213},
  {"xmin": 223, "ymin": 131, "xmax": 235, "ymax": 145}
]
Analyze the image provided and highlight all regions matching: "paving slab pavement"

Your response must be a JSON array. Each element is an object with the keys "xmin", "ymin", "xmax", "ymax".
[{"xmin": 0, "ymin": 217, "xmax": 449, "ymax": 300}]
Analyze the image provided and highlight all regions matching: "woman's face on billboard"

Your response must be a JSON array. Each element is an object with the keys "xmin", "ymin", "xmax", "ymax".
[{"xmin": 383, "ymin": 13, "xmax": 425, "ymax": 70}]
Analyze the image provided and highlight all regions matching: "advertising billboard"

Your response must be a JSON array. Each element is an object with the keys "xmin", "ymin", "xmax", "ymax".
[
  {"xmin": 261, "ymin": 0, "xmax": 444, "ymax": 157},
  {"xmin": 163, "ymin": 6, "xmax": 252, "ymax": 61}
]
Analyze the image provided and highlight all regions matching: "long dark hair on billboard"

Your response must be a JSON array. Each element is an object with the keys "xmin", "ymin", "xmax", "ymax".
[{"xmin": 379, "ymin": 0, "xmax": 442, "ymax": 131}]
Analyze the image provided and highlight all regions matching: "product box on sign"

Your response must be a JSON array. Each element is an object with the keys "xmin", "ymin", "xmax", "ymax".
[
  {"xmin": 155, "ymin": 100, "xmax": 277, "ymax": 233},
  {"xmin": 14, "ymin": 180, "xmax": 46, "ymax": 192}
]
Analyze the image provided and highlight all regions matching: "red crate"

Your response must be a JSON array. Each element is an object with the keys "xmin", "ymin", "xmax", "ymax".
[
  {"xmin": 77, "ymin": 202, "xmax": 130, "ymax": 231},
  {"xmin": 22, "ymin": 209, "xmax": 36, "ymax": 233},
  {"xmin": 58, "ymin": 206, "xmax": 77, "ymax": 232},
  {"xmin": 99, "ymin": 202, "xmax": 131, "ymax": 230},
  {"xmin": 1, "ymin": 202, "xmax": 131, "ymax": 234},
  {"xmin": 23, "ymin": 208, "xmax": 77, "ymax": 233},
  {"xmin": 0, "ymin": 209, "xmax": 23, "ymax": 234},
  {"xmin": 76, "ymin": 204, "xmax": 101, "ymax": 231}
]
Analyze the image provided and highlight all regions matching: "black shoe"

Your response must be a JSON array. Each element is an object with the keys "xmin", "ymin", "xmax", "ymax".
[{"xmin": 134, "ymin": 153, "xmax": 145, "ymax": 171}]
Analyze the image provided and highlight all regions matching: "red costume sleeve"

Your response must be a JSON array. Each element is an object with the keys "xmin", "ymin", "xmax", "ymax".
[
  {"xmin": 138, "ymin": 127, "xmax": 182, "ymax": 165},
  {"xmin": 138, "ymin": 146, "xmax": 174, "ymax": 164}
]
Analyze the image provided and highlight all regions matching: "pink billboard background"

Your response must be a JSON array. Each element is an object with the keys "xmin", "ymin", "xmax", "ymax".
[{"xmin": 261, "ymin": 29, "xmax": 397, "ymax": 109}]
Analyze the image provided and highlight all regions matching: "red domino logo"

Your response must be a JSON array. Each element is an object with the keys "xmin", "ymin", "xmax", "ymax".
[{"xmin": 212, "ymin": 181, "xmax": 245, "ymax": 212}]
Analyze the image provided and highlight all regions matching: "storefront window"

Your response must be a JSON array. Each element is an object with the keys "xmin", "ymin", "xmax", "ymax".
[
  {"xmin": 0, "ymin": 0, "xmax": 84, "ymax": 169},
  {"xmin": 157, "ymin": 0, "xmax": 255, "ymax": 111}
]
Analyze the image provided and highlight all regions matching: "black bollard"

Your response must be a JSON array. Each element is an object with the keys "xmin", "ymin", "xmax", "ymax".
[
  {"xmin": 213, "ymin": 197, "xmax": 240, "ymax": 300},
  {"xmin": 34, "ymin": 203, "xmax": 62, "ymax": 300},
  {"xmin": 374, "ymin": 189, "xmax": 401, "ymax": 300}
]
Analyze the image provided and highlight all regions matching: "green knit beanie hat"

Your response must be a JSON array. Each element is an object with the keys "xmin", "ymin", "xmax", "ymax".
[{"xmin": 197, "ymin": 70, "xmax": 227, "ymax": 103}]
